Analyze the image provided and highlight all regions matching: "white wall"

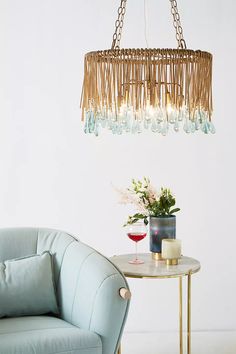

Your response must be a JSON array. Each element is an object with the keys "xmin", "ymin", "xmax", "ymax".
[{"xmin": 0, "ymin": 0, "xmax": 235, "ymax": 333}]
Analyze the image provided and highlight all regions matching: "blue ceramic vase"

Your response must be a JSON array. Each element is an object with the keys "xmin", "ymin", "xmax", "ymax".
[{"xmin": 149, "ymin": 216, "xmax": 176, "ymax": 254}]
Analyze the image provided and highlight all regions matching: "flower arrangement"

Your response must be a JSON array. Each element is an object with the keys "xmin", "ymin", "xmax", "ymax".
[{"xmin": 118, "ymin": 177, "xmax": 180, "ymax": 226}]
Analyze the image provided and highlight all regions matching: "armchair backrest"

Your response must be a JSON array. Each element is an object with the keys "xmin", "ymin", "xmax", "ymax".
[{"xmin": 0, "ymin": 227, "xmax": 75, "ymax": 285}]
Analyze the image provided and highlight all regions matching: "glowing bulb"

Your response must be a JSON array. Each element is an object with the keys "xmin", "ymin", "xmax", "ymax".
[
  {"xmin": 166, "ymin": 91, "xmax": 175, "ymax": 118},
  {"xmin": 167, "ymin": 103, "xmax": 173, "ymax": 115},
  {"xmin": 145, "ymin": 101, "xmax": 155, "ymax": 118},
  {"xmin": 119, "ymin": 103, "xmax": 127, "ymax": 116}
]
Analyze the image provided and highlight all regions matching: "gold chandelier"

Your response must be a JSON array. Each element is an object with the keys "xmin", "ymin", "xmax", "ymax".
[{"xmin": 81, "ymin": 0, "xmax": 214, "ymax": 136}]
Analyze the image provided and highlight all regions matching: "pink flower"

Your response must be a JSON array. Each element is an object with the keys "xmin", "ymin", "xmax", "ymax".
[{"xmin": 146, "ymin": 183, "xmax": 159, "ymax": 203}]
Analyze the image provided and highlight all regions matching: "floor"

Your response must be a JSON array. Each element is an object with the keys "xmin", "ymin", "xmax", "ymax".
[{"xmin": 121, "ymin": 331, "xmax": 236, "ymax": 354}]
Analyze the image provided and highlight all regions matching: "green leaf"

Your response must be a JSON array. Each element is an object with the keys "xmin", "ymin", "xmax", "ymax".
[
  {"xmin": 169, "ymin": 208, "xmax": 180, "ymax": 214},
  {"xmin": 123, "ymin": 213, "xmax": 146, "ymax": 227},
  {"xmin": 132, "ymin": 213, "xmax": 145, "ymax": 219}
]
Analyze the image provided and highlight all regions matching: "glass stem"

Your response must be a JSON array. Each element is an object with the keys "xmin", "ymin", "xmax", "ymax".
[{"xmin": 135, "ymin": 241, "xmax": 138, "ymax": 260}]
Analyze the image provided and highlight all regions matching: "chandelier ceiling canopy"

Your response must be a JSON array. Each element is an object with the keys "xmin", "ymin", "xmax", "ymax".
[{"xmin": 81, "ymin": 0, "xmax": 214, "ymax": 136}]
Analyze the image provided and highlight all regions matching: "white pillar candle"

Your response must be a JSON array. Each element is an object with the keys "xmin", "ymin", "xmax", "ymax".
[{"xmin": 162, "ymin": 239, "xmax": 181, "ymax": 259}]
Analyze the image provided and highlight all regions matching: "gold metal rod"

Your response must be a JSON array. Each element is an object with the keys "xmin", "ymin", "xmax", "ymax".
[
  {"xmin": 118, "ymin": 345, "xmax": 121, "ymax": 354},
  {"xmin": 187, "ymin": 273, "xmax": 192, "ymax": 354},
  {"xmin": 179, "ymin": 276, "xmax": 183, "ymax": 354}
]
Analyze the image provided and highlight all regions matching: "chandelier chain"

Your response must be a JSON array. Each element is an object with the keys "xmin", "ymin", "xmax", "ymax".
[
  {"xmin": 111, "ymin": 0, "xmax": 187, "ymax": 49},
  {"xmin": 111, "ymin": 0, "xmax": 127, "ymax": 50},
  {"xmin": 169, "ymin": 0, "xmax": 187, "ymax": 49}
]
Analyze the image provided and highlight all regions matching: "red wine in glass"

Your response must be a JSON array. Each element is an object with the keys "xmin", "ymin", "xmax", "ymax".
[
  {"xmin": 127, "ymin": 232, "xmax": 147, "ymax": 242},
  {"xmin": 127, "ymin": 222, "xmax": 147, "ymax": 264}
]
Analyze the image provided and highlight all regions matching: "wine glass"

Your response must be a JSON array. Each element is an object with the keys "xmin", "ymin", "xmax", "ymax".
[{"xmin": 127, "ymin": 221, "xmax": 147, "ymax": 264}]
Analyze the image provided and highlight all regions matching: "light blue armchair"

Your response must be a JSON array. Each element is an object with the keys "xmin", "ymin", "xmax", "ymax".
[{"xmin": 0, "ymin": 228, "xmax": 130, "ymax": 354}]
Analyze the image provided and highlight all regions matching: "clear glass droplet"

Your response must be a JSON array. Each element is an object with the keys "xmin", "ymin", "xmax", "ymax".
[
  {"xmin": 174, "ymin": 120, "xmax": 179, "ymax": 132},
  {"xmin": 137, "ymin": 122, "xmax": 142, "ymax": 133},
  {"xmin": 107, "ymin": 119, "xmax": 113, "ymax": 130},
  {"xmin": 169, "ymin": 112, "xmax": 176, "ymax": 124},
  {"xmin": 161, "ymin": 121, "xmax": 169, "ymax": 136},
  {"xmin": 117, "ymin": 124, "xmax": 122, "ymax": 135},
  {"xmin": 101, "ymin": 119, "xmax": 106, "ymax": 128},
  {"xmin": 157, "ymin": 109, "xmax": 164, "ymax": 122},
  {"xmin": 144, "ymin": 119, "xmax": 149, "ymax": 129},
  {"xmin": 195, "ymin": 120, "xmax": 200, "ymax": 130},
  {"xmin": 132, "ymin": 121, "xmax": 138, "ymax": 134},
  {"xmin": 125, "ymin": 121, "xmax": 131, "ymax": 133},
  {"xmin": 151, "ymin": 120, "xmax": 158, "ymax": 133},
  {"xmin": 183, "ymin": 120, "xmax": 191, "ymax": 134},
  {"xmin": 157, "ymin": 122, "xmax": 162, "ymax": 133}
]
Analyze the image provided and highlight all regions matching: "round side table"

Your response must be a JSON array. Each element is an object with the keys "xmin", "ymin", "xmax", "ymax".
[{"xmin": 110, "ymin": 253, "xmax": 201, "ymax": 354}]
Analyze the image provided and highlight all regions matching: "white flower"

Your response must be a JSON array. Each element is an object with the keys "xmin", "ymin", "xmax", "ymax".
[{"xmin": 115, "ymin": 187, "xmax": 139, "ymax": 205}]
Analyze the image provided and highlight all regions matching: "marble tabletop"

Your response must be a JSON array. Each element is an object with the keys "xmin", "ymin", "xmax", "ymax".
[{"xmin": 110, "ymin": 253, "xmax": 201, "ymax": 278}]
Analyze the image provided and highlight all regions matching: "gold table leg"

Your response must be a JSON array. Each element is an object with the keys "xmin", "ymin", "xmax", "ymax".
[
  {"xmin": 119, "ymin": 273, "xmax": 193, "ymax": 354},
  {"xmin": 187, "ymin": 273, "xmax": 192, "ymax": 354},
  {"xmin": 179, "ymin": 276, "xmax": 183, "ymax": 354}
]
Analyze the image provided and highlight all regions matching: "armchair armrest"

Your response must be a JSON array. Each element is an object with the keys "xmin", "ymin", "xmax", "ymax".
[{"xmin": 57, "ymin": 241, "xmax": 130, "ymax": 354}]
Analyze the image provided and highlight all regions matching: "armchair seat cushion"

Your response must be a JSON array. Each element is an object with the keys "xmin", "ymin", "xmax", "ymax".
[{"xmin": 0, "ymin": 316, "xmax": 102, "ymax": 354}]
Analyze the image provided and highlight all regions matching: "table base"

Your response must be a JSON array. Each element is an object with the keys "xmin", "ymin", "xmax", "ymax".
[{"xmin": 118, "ymin": 272, "xmax": 192, "ymax": 354}]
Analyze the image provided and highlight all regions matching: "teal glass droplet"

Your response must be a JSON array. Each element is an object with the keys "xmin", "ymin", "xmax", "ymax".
[
  {"xmin": 191, "ymin": 121, "xmax": 196, "ymax": 133},
  {"xmin": 201, "ymin": 121, "xmax": 209, "ymax": 134},
  {"xmin": 88, "ymin": 111, "xmax": 95, "ymax": 133},
  {"xmin": 208, "ymin": 121, "xmax": 216, "ymax": 134},
  {"xmin": 84, "ymin": 112, "xmax": 90, "ymax": 134},
  {"xmin": 94, "ymin": 121, "xmax": 99, "ymax": 137},
  {"xmin": 84, "ymin": 125, "xmax": 89, "ymax": 134}
]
